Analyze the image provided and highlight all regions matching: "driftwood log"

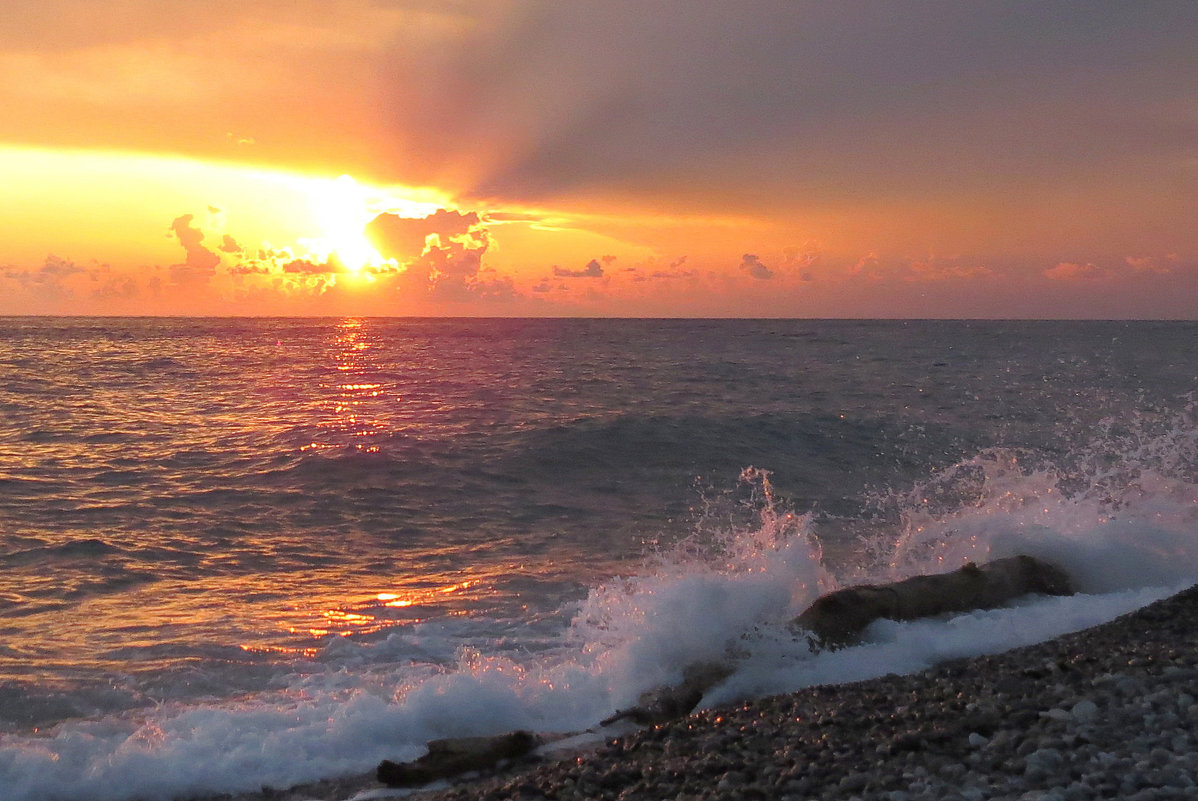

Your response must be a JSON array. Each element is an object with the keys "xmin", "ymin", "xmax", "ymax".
[
  {"xmin": 377, "ymin": 730, "xmax": 540, "ymax": 787},
  {"xmin": 599, "ymin": 661, "xmax": 734, "ymax": 726},
  {"xmin": 792, "ymin": 554, "xmax": 1074, "ymax": 648}
]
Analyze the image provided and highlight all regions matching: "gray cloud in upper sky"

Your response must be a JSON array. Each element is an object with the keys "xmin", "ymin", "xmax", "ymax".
[{"xmin": 382, "ymin": 1, "xmax": 1198, "ymax": 212}]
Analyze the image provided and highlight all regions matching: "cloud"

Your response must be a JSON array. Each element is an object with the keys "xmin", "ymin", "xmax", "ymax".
[
  {"xmin": 655, "ymin": 256, "xmax": 694, "ymax": 278},
  {"xmin": 0, "ymin": 254, "xmax": 132, "ymax": 311},
  {"xmin": 623, "ymin": 256, "xmax": 696, "ymax": 283},
  {"xmin": 847, "ymin": 251, "xmax": 884, "ymax": 280},
  {"xmin": 421, "ymin": 235, "xmax": 485, "ymax": 284},
  {"xmin": 282, "ymin": 258, "xmax": 341, "ymax": 274},
  {"xmin": 0, "ymin": 0, "xmax": 425, "ymax": 180},
  {"xmin": 553, "ymin": 259, "xmax": 604, "ymax": 278},
  {"xmin": 229, "ymin": 245, "xmax": 349, "ymax": 279},
  {"xmin": 37, "ymin": 254, "xmax": 85, "ymax": 280},
  {"xmin": 906, "ymin": 257, "xmax": 993, "ymax": 282},
  {"xmin": 366, "ymin": 207, "xmax": 517, "ymax": 301},
  {"xmin": 380, "ymin": 0, "xmax": 1198, "ymax": 215},
  {"xmin": 229, "ymin": 246, "xmax": 288, "ymax": 275},
  {"xmin": 461, "ymin": 267, "xmax": 518, "ymax": 301},
  {"xmin": 2, "ymin": 254, "xmax": 85, "ymax": 289},
  {"xmin": 168, "ymin": 213, "xmax": 220, "ymax": 285},
  {"xmin": 739, "ymin": 253, "xmax": 773, "ymax": 280},
  {"xmin": 366, "ymin": 209, "xmax": 481, "ymax": 262},
  {"xmin": 216, "ymin": 205, "xmax": 515, "ymax": 304},
  {"xmin": 92, "ymin": 271, "xmax": 139, "ymax": 300},
  {"xmin": 1044, "ymin": 255, "xmax": 1190, "ymax": 282},
  {"xmin": 218, "ymin": 234, "xmax": 242, "ymax": 254},
  {"xmin": 783, "ymin": 245, "xmax": 820, "ymax": 270},
  {"xmin": 781, "ymin": 245, "xmax": 821, "ymax": 282},
  {"xmin": 1044, "ymin": 261, "xmax": 1104, "ymax": 281},
  {"xmin": 651, "ymin": 267, "xmax": 696, "ymax": 281},
  {"xmin": 1125, "ymin": 255, "xmax": 1175, "ymax": 275},
  {"xmin": 482, "ymin": 211, "xmax": 546, "ymax": 223}
]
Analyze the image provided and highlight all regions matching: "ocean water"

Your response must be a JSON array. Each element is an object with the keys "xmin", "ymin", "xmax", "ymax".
[{"xmin": 1, "ymin": 317, "xmax": 1197, "ymax": 801}]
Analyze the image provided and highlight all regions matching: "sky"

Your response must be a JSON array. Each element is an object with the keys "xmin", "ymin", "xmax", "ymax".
[{"xmin": 2, "ymin": 1, "xmax": 1196, "ymax": 318}]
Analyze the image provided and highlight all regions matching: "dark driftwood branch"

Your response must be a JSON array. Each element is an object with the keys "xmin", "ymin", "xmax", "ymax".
[
  {"xmin": 792, "ymin": 555, "xmax": 1074, "ymax": 648},
  {"xmin": 599, "ymin": 661, "xmax": 734, "ymax": 726},
  {"xmin": 377, "ymin": 730, "xmax": 540, "ymax": 787}
]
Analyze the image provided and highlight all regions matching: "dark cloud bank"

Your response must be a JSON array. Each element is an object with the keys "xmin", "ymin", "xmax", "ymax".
[{"xmin": 383, "ymin": 1, "xmax": 1198, "ymax": 211}]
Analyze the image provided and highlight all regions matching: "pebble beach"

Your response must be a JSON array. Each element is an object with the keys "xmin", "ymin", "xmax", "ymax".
[{"xmin": 218, "ymin": 583, "xmax": 1198, "ymax": 801}]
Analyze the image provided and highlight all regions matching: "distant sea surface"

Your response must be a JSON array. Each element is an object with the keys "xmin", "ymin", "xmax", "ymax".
[{"xmin": 2, "ymin": 318, "xmax": 1197, "ymax": 801}]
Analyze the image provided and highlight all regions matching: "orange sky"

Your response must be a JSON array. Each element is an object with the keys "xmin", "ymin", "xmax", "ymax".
[{"xmin": 2, "ymin": 1, "xmax": 1197, "ymax": 317}]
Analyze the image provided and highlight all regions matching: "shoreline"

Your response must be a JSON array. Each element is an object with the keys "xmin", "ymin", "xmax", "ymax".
[{"xmin": 215, "ymin": 585, "xmax": 1198, "ymax": 801}]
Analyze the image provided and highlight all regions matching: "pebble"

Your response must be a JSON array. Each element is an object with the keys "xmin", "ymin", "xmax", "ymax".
[{"xmin": 1070, "ymin": 699, "xmax": 1098, "ymax": 722}]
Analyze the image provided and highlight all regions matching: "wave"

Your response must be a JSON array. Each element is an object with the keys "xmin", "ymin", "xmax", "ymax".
[
  {"xmin": 0, "ymin": 538, "xmax": 121, "ymax": 566},
  {"xmin": 3, "ymin": 407, "xmax": 1198, "ymax": 801}
]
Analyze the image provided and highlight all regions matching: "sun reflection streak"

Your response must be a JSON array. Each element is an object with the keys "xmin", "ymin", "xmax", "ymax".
[
  {"xmin": 236, "ymin": 578, "xmax": 487, "ymax": 653},
  {"xmin": 376, "ymin": 580, "xmax": 478, "ymax": 608},
  {"xmin": 304, "ymin": 318, "xmax": 391, "ymax": 453},
  {"xmin": 261, "ymin": 321, "xmax": 494, "ymax": 651}
]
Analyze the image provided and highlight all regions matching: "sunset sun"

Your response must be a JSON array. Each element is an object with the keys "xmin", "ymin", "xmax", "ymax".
[{"xmin": 296, "ymin": 174, "xmax": 438, "ymax": 275}]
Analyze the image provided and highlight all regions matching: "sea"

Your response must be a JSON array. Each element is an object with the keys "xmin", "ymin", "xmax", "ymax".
[{"xmin": 2, "ymin": 317, "xmax": 1197, "ymax": 801}]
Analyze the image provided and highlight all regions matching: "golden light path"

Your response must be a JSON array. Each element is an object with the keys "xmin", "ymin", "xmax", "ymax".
[{"xmin": 238, "ymin": 580, "xmax": 482, "ymax": 657}]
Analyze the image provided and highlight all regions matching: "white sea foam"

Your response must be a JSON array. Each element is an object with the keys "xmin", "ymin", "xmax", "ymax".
[{"xmin": 4, "ymin": 418, "xmax": 1198, "ymax": 801}]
